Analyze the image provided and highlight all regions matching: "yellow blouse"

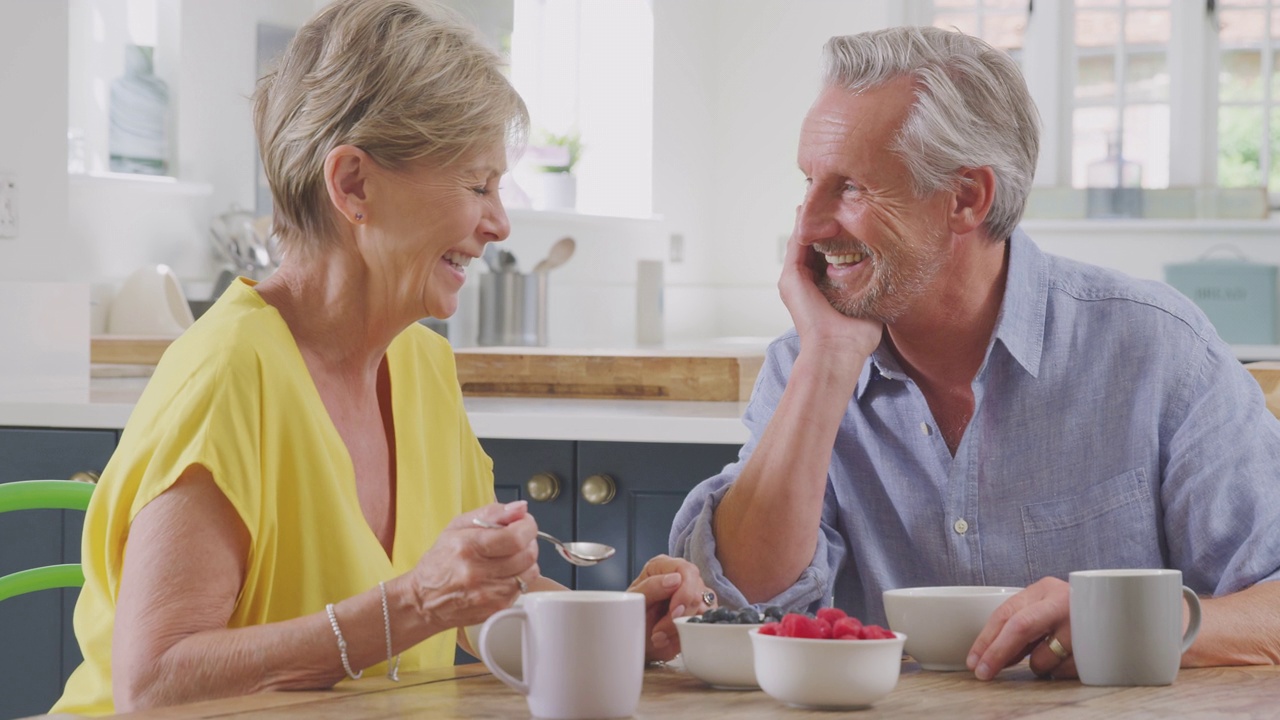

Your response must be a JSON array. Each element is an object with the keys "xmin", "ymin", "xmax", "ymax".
[{"xmin": 54, "ymin": 279, "xmax": 494, "ymax": 716}]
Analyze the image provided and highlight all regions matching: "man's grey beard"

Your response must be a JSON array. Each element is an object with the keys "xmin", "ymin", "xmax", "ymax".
[{"xmin": 816, "ymin": 246, "xmax": 946, "ymax": 324}]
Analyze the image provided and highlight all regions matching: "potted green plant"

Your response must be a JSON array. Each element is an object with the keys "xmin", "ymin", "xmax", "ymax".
[{"xmin": 529, "ymin": 129, "xmax": 582, "ymax": 211}]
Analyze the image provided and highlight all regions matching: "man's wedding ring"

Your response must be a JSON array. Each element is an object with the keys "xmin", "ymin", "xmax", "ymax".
[
  {"xmin": 1046, "ymin": 635, "xmax": 1069, "ymax": 661},
  {"xmin": 516, "ymin": 576, "xmax": 528, "ymax": 594},
  {"xmin": 701, "ymin": 590, "xmax": 716, "ymax": 606}
]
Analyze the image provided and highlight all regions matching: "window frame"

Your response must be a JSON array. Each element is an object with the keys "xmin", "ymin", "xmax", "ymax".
[{"xmin": 919, "ymin": 1, "xmax": 1274, "ymax": 207}]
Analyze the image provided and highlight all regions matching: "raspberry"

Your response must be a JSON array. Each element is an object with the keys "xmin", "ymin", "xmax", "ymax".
[
  {"xmin": 816, "ymin": 607, "xmax": 848, "ymax": 625},
  {"xmin": 831, "ymin": 616, "xmax": 863, "ymax": 640},
  {"xmin": 859, "ymin": 624, "xmax": 895, "ymax": 640},
  {"xmin": 758, "ymin": 622, "xmax": 781, "ymax": 636},
  {"xmin": 780, "ymin": 613, "xmax": 827, "ymax": 639}
]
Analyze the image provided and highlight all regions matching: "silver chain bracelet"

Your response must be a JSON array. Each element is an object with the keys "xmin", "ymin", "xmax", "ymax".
[
  {"xmin": 379, "ymin": 581, "xmax": 401, "ymax": 681},
  {"xmin": 325, "ymin": 603, "xmax": 363, "ymax": 680}
]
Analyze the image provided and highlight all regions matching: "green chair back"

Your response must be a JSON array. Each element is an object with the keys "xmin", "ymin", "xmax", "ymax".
[{"xmin": 0, "ymin": 480, "xmax": 95, "ymax": 603}]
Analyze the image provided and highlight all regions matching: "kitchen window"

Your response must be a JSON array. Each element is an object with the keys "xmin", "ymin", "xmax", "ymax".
[{"xmin": 924, "ymin": 0, "xmax": 1280, "ymax": 213}]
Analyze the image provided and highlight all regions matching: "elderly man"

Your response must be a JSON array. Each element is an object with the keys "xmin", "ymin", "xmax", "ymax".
[{"xmin": 670, "ymin": 26, "xmax": 1280, "ymax": 680}]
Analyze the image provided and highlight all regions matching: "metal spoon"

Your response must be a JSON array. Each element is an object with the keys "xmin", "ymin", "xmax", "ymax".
[
  {"xmin": 533, "ymin": 236, "xmax": 576, "ymax": 273},
  {"xmin": 472, "ymin": 517, "xmax": 616, "ymax": 567}
]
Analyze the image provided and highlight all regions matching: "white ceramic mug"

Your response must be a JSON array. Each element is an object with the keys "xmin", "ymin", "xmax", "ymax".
[
  {"xmin": 479, "ymin": 591, "xmax": 644, "ymax": 720},
  {"xmin": 1069, "ymin": 569, "xmax": 1202, "ymax": 686}
]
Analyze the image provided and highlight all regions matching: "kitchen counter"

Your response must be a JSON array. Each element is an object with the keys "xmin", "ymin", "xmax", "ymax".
[{"xmin": 0, "ymin": 376, "xmax": 752, "ymax": 445}]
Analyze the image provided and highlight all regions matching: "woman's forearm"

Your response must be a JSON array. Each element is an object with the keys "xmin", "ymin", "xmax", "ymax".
[{"xmin": 117, "ymin": 576, "xmax": 438, "ymax": 711}]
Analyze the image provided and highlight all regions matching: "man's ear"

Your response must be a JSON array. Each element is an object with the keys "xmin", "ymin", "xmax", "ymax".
[
  {"xmin": 323, "ymin": 144, "xmax": 371, "ymax": 225},
  {"xmin": 948, "ymin": 166, "xmax": 996, "ymax": 236}
]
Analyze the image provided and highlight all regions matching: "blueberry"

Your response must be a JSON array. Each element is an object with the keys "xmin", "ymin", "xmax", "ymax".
[
  {"xmin": 737, "ymin": 608, "xmax": 761, "ymax": 624},
  {"xmin": 763, "ymin": 606, "xmax": 784, "ymax": 621},
  {"xmin": 687, "ymin": 616, "xmax": 702, "ymax": 623}
]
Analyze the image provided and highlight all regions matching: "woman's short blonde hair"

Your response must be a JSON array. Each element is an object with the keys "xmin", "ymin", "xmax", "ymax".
[{"xmin": 253, "ymin": 0, "xmax": 528, "ymax": 248}]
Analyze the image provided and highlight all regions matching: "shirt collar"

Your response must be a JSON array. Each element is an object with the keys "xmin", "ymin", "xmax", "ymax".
[{"xmin": 854, "ymin": 227, "xmax": 1048, "ymax": 400}]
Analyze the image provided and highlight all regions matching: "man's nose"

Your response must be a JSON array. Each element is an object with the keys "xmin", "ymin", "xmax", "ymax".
[{"xmin": 795, "ymin": 195, "xmax": 837, "ymax": 247}]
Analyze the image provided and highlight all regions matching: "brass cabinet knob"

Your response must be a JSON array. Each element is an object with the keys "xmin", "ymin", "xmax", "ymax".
[
  {"xmin": 581, "ymin": 474, "xmax": 617, "ymax": 506},
  {"xmin": 69, "ymin": 471, "xmax": 100, "ymax": 484},
  {"xmin": 525, "ymin": 473, "xmax": 560, "ymax": 502}
]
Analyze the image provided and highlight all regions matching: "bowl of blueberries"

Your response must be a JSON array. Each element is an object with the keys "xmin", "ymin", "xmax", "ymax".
[{"xmin": 674, "ymin": 605, "xmax": 787, "ymax": 689}]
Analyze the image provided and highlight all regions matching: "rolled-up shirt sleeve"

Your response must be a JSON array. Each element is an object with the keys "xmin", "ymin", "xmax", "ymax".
[{"xmin": 669, "ymin": 333, "xmax": 849, "ymax": 612}]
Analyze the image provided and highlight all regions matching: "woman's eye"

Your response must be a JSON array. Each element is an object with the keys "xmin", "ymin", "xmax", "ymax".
[{"xmin": 472, "ymin": 186, "xmax": 489, "ymax": 196}]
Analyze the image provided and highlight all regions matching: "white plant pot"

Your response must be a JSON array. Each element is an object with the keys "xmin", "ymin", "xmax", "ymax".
[{"xmin": 535, "ymin": 172, "xmax": 577, "ymax": 211}]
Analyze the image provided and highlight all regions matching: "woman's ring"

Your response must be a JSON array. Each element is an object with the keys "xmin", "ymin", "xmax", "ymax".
[
  {"xmin": 701, "ymin": 590, "xmax": 716, "ymax": 606},
  {"xmin": 1046, "ymin": 635, "xmax": 1069, "ymax": 661},
  {"xmin": 517, "ymin": 576, "xmax": 528, "ymax": 594}
]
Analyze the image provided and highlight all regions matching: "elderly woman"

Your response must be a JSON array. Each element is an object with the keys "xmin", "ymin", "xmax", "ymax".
[{"xmin": 53, "ymin": 0, "xmax": 710, "ymax": 714}]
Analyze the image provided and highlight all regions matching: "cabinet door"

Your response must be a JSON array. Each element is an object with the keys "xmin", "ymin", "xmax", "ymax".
[
  {"xmin": 0, "ymin": 428, "xmax": 115, "ymax": 720},
  {"xmin": 574, "ymin": 442, "xmax": 740, "ymax": 592},
  {"xmin": 456, "ymin": 439, "xmax": 576, "ymax": 665}
]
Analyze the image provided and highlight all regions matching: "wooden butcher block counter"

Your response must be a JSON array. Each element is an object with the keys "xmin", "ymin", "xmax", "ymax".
[{"xmin": 90, "ymin": 337, "xmax": 766, "ymax": 402}]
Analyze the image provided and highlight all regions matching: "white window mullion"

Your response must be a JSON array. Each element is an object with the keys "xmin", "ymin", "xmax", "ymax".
[
  {"xmin": 1169, "ymin": 0, "xmax": 1215, "ymax": 187},
  {"xmin": 1025, "ymin": 0, "xmax": 1073, "ymax": 186}
]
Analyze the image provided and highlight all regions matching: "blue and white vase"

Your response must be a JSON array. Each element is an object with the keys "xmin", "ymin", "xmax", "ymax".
[{"xmin": 109, "ymin": 45, "xmax": 169, "ymax": 175}]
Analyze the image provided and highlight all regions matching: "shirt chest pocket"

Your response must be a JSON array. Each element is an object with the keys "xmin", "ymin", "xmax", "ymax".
[{"xmin": 1020, "ymin": 467, "xmax": 1162, "ymax": 581}]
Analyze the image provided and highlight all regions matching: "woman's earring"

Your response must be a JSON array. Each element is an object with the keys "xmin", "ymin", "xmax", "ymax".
[{"xmin": 354, "ymin": 212, "xmax": 364, "ymax": 221}]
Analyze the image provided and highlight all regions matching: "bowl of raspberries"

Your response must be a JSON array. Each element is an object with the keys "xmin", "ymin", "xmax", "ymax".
[
  {"xmin": 674, "ymin": 605, "xmax": 786, "ymax": 689},
  {"xmin": 748, "ymin": 607, "xmax": 906, "ymax": 710}
]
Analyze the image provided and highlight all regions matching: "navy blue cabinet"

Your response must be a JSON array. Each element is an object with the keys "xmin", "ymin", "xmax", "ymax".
[{"xmin": 0, "ymin": 428, "xmax": 115, "ymax": 720}]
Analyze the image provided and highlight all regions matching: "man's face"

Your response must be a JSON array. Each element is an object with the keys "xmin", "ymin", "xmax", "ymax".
[{"xmin": 795, "ymin": 78, "xmax": 954, "ymax": 323}]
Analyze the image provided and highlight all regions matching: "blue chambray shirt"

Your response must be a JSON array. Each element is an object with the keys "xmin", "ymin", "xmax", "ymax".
[{"xmin": 671, "ymin": 230, "xmax": 1280, "ymax": 626}]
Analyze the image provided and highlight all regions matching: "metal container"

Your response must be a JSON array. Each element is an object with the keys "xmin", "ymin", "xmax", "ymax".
[{"xmin": 478, "ymin": 271, "xmax": 548, "ymax": 346}]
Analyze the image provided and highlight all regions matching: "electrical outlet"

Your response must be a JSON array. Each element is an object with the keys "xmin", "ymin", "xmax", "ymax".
[
  {"xmin": 669, "ymin": 233, "xmax": 684, "ymax": 263},
  {"xmin": 0, "ymin": 175, "xmax": 16, "ymax": 239}
]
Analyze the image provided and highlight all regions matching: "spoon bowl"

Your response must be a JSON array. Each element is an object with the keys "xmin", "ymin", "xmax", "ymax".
[
  {"xmin": 533, "ymin": 236, "xmax": 576, "ymax": 273},
  {"xmin": 472, "ymin": 517, "xmax": 616, "ymax": 567}
]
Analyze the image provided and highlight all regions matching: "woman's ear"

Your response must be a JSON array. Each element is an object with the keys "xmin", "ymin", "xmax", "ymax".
[
  {"xmin": 323, "ymin": 145, "xmax": 371, "ymax": 225},
  {"xmin": 948, "ymin": 166, "xmax": 996, "ymax": 236}
]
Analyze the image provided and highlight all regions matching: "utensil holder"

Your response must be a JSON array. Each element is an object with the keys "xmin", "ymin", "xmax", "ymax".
[{"xmin": 478, "ymin": 271, "xmax": 548, "ymax": 346}]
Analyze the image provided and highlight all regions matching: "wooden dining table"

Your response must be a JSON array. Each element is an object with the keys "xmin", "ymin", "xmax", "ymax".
[{"xmin": 32, "ymin": 660, "xmax": 1280, "ymax": 719}]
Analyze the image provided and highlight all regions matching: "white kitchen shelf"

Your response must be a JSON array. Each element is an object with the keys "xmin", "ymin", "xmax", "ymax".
[
  {"xmin": 69, "ymin": 172, "xmax": 213, "ymax": 197},
  {"xmin": 508, "ymin": 207, "xmax": 661, "ymax": 226},
  {"xmin": 1021, "ymin": 218, "xmax": 1280, "ymax": 236}
]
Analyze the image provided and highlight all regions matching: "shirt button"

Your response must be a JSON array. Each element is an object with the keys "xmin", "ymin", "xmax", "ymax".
[
  {"xmin": 920, "ymin": 422, "xmax": 932, "ymax": 436},
  {"xmin": 953, "ymin": 519, "xmax": 969, "ymax": 535}
]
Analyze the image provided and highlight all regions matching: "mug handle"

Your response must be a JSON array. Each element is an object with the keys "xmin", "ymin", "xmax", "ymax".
[
  {"xmin": 478, "ymin": 606, "xmax": 532, "ymax": 695},
  {"xmin": 1180, "ymin": 586, "xmax": 1202, "ymax": 653}
]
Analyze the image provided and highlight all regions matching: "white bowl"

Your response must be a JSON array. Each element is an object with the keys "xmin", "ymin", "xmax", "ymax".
[
  {"xmin": 107, "ymin": 264, "xmax": 194, "ymax": 336},
  {"xmin": 463, "ymin": 596, "xmax": 524, "ymax": 677},
  {"xmin": 673, "ymin": 616, "xmax": 760, "ymax": 689},
  {"xmin": 882, "ymin": 586, "xmax": 1021, "ymax": 671},
  {"xmin": 749, "ymin": 629, "xmax": 906, "ymax": 710}
]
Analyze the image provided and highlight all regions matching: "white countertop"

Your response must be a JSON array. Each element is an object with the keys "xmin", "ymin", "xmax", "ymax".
[{"xmin": 0, "ymin": 377, "xmax": 752, "ymax": 446}]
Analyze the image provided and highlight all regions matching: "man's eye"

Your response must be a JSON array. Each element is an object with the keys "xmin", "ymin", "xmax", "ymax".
[{"xmin": 472, "ymin": 186, "xmax": 489, "ymax": 196}]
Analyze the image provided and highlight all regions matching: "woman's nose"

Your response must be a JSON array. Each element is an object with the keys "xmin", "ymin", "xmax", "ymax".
[{"xmin": 482, "ymin": 197, "xmax": 511, "ymax": 243}]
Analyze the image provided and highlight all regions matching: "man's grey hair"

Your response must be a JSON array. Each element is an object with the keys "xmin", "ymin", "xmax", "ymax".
[{"xmin": 822, "ymin": 26, "xmax": 1040, "ymax": 242}]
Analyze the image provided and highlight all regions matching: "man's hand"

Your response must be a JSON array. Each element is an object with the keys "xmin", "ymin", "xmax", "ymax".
[
  {"xmin": 778, "ymin": 206, "xmax": 882, "ymax": 358},
  {"xmin": 967, "ymin": 577, "xmax": 1075, "ymax": 680}
]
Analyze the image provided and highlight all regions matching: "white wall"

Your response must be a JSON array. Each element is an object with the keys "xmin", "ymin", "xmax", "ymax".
[
  {"xmin": 0, "ymin": 1, "xmax": 72, "ymax": 282},
  {"xmin": 653, "ymin": 0, "xmax": 905, "ymax": 344}
]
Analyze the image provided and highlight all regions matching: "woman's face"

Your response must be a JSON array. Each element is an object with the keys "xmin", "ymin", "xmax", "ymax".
[{"xmin": 363, "ymin": 144, "xmax": 510, "ymax": 321}]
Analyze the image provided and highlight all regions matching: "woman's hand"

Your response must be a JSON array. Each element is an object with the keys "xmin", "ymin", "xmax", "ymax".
[
  {"xmin": 627, "ymin": 555, "xmax": 715, "ymax": 662},
  {"xmin": 405, "ymin": 500, "xmax": 542, "ymax": 633},
  {"xmin": 967, "ymin": 577, "xmax": 1075, "ymax": 680}
]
